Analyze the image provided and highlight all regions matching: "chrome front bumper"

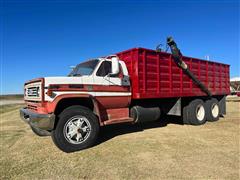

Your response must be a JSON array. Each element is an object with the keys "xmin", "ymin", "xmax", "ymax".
[{"xmin": 20, "ymin": 108, "xmax": 55, "ymax": 130}]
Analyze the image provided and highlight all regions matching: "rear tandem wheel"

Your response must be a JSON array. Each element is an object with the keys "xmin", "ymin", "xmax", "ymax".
[
  {"xmin": 205, "ymin": 98, "xmax": 220, "ymax": 122},
  {"xmin": 183, "ymin": 99, "xmax": 207, "ymax": 125}
]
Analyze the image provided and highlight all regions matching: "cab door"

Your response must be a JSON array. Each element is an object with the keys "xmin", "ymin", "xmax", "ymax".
[{"xmin": 93, "ymin": 60, "xmax": 131, "ymax": 109}]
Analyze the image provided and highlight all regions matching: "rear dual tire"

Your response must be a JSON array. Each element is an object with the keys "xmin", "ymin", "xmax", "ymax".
[
  {"xmin": 183, "ymin": 99, "xmax": 207, "ymax": 125},
  {"xmin": 183, "ymin": 98, "xmax": 220, "ymax": 125},
  {"xmin": 205, "ymin": 98, "xmax": 220, "ymax": 122}
]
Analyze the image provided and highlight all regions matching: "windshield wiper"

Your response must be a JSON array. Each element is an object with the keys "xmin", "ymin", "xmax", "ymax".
[{"xmin": 72, "ymin": 74, "xmax": 82, "ymax": 77}]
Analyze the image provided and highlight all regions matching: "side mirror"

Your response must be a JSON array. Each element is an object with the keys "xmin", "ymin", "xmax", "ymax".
[{"xmin": 109, "ymin": 56, "xmax": 119, "ymax": 76}]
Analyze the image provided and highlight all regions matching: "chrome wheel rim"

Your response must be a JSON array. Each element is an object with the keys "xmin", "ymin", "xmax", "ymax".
[
  {"xmin": 196, "ymin": 104, "xmax": 205, "ymax": 121},
  {"xmin": 211, "ymin": 103, "xmax": 219, "ymax": 118},
  {"xmin": 63, "ymin": 115, "xmax": 91, "ymax": 144}
]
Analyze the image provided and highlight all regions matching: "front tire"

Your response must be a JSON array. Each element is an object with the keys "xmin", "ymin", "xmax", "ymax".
[{"xmin": 51, "ymin": 105, "xmax": 99, "ymax": 153}]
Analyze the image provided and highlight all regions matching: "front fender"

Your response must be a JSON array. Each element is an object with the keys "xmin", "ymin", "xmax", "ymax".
[{"xmin": 45, "ymin": 94, "xmax": 103, "ymax": 125}]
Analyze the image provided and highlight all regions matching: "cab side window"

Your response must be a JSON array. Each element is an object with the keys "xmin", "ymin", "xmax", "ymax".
[{"xmin": 96, "ymin": 61, "xmax": 112, "ymax": 76}]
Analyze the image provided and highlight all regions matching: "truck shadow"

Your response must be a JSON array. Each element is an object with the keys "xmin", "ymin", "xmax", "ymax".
[{"xmin": 97, "ymin": 115, "xmax": 183, "ymax": 145}]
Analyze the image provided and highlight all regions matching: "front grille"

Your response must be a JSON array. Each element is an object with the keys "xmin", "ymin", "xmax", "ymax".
[
  {"xmin": 27, "ymin": 87, "xmax": 40, "ymax": 97},
  {"xmin": 24, "ymin": 81, "xmax": 42, "ymax": 101}
]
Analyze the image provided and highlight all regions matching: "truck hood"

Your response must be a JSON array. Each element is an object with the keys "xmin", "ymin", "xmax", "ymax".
[{"xmin": 44, "ymin": 76, "xmax": 91, "ymax": 87}]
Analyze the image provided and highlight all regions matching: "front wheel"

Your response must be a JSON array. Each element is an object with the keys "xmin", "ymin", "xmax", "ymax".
[{"xmin": 51, "ymin": 105, "xmax": 99, "ymax": 153}]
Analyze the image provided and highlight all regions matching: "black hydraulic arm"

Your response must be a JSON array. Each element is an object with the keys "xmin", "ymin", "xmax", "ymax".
[{"xmin": 167, "ymin": 37, "xmax": 212, "ymax": 96}]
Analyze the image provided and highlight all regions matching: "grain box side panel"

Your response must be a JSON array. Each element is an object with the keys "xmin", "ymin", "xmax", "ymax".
[{"xmin": 118, "ymin": 47, "xmax": 230, "ymax": 99}]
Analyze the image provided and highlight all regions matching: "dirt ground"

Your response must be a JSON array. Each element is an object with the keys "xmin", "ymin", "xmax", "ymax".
[
  {"xmin": 0, "ymin": 100, "xmax": 24, "ymax": 106},
  {"xmin": 0, "ymin": 95, "xmax": 24, "ymax": 105},
  {"xmin": 0, "ymin": 100, "xmax": 239, "ymax": 179}
]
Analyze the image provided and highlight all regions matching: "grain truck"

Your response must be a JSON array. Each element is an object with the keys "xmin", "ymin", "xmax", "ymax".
[{"xmin": 20, "ymin": 37, "xmax": 230, "ymax": 152}]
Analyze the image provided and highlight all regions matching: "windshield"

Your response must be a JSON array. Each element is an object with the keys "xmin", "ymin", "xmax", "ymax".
[{"xmin": 69, "ymin": 59, "xmax": 99, "ymax": 76}]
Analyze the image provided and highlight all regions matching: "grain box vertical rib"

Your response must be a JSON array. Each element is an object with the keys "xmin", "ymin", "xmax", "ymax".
[
  {"xmin": 157, "ymin": 53, "xmax": 160, "ymax": 94},
  {"xmin": 143, "ymin": 50, "xmax": 146, "ymax": 94},
  {"xmin": 180, "ymin": 66, "xmax": 183, "ymax": 94},
  {"xmin": 190, "ymin": 58, "xmax": 193, "ymax": 92},
  {"xmin": 206, "ymin": 61, "xmax": 209, "ymax": 90},
  {"xmin": 213, "ymin": 63, "xmax": 216, "ymax": 93},
  {"xmin": 169, "ymin": 55, "xmax": 172, "ymax": 94},
  {"xmin": 220, "ymin": 64, "xmax": 222, "ymax": 92}
]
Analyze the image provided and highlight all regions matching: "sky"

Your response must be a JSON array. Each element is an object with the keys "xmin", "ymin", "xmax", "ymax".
[{"xmin": 1, "ymin": 0, "xmax": 239, "ymax": 94}]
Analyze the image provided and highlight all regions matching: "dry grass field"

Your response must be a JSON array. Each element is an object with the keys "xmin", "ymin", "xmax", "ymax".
[{"xmin": 0, "ymin": 99, "xmax": 239, "ymax": 179}]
